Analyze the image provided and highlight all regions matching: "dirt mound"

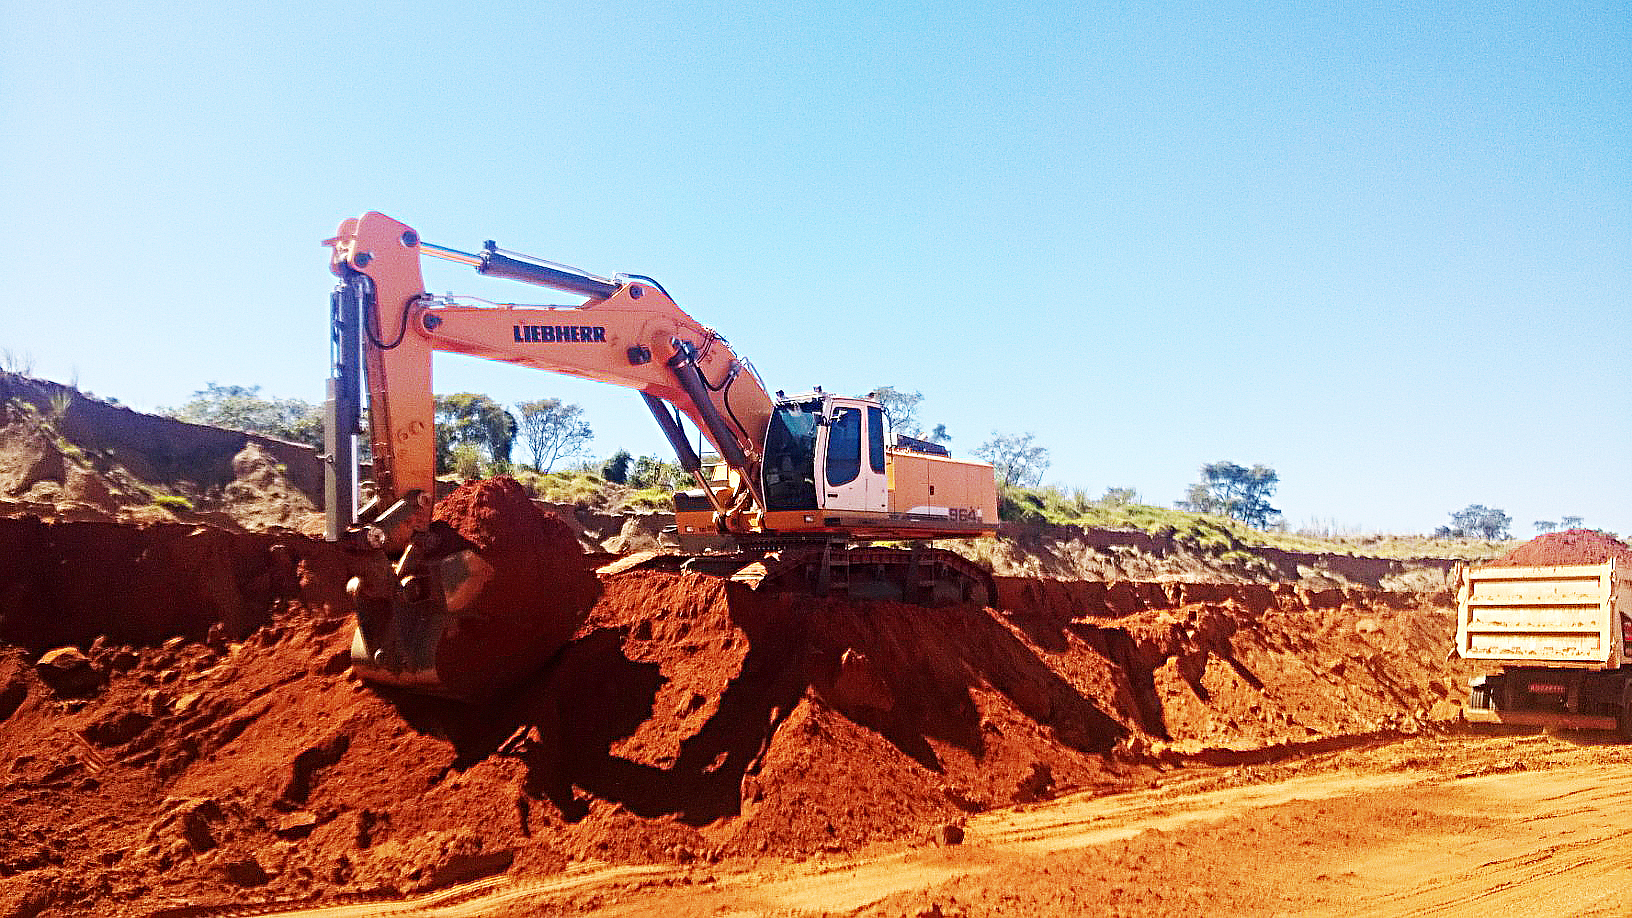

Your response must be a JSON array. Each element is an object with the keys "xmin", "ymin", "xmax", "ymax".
[
  {"xmin": 217, "ymin": 444, "xmax": 322, "ymax": 535},
  {"xmin": 427, "ymin": 478, "xmax": 601, "ymax": 698},
  {"xmin": 1488, "ymin": 529, "xmax": 1632, "ymax": 567},
  {"xmin": 434, "ymin": 477, "xmax": 580, "ymax": 557},
  {"xmin": 0, "ymin": 502, "xmax": 1474, "ymax": 915}
]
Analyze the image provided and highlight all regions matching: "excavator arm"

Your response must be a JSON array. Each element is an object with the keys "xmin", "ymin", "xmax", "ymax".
[
  {"xmin": 324, "ymin": 212, "xmax": 788, "ymax": 696},
  {"xmin": 326, "ymin": 211, "xmax": 774, "ymax": 548}
]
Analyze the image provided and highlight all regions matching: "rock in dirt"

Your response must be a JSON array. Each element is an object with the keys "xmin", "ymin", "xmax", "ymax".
[
  {"xmin": 220, "ymin": 855, "xmax": 269, "ymax": 887},
  {"xmin": 281, "ymin": 733, "xmax": 350, "ymax": 804},
  {"xmin": 33, "ymin": 647, "xmax": 103, "ymax": 697},
  {"xmin": 275, "ymin": 811, "xmax": 320, "ymax": 839}
]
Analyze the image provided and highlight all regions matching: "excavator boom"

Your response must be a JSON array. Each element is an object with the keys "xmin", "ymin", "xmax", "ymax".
[{"xmin": 328, "ymin": 212, "xmax": 772, "ymax": 544}]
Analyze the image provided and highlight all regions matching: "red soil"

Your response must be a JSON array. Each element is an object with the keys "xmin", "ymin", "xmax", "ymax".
[
  {"xmin": 1489, "ymin": 529, "xmax": 1632, "ymax": 567},
  {"xmin": 0, "ymin": 501, "xmax": 1472, "ymax": 916}
]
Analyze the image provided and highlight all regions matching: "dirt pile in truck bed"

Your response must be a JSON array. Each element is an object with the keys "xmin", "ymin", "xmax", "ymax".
[
  {"xmin": 1488, "ymin": 528, "xmax": 1632, "ymax": 566},
  {"xmin": 0, "ymin": 499, "xmax": 1473, "ymax": 915}
]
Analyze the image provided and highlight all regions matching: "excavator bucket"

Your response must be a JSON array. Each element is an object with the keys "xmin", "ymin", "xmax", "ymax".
[
  {"xmin": 341, "ymin": 478, "xmax": 602, "ymax": 700},
  {"xmin": 348, "ymin": 549, "xmax": 495, "ymax": 695}
]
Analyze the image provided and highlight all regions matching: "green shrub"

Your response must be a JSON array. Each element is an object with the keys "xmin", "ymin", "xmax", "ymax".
[
  {"xmin": 451, "ymin": 443, "xmax": 483, "ymax": 480},
  {"xmin": 153, "ymin": 495, "xmax": 194, "ymax": 513}
]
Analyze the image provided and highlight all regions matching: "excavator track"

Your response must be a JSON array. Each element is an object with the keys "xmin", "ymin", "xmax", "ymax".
[
  {"xmin": 602, "ymin": 543, "xmax": 996, "ymax": 607},
  {"xmin": 766, "ymin": 544, "xmax": 997, "ymax": 606}
]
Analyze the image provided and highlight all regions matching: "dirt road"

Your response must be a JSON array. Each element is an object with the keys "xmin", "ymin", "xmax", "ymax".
[{"xmin": 222, "ymin": 729, "xmax": 1632, "ymax": 917}]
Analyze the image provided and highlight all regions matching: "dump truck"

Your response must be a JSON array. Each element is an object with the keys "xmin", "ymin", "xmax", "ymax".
[{"xmin": 1457, "ymin": 558, "xmax": 1632, "ymax": 735}]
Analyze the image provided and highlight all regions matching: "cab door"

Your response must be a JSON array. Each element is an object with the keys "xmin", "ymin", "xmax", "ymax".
[{"xmin": 818, "ymin": 399, "xmax": 888, "ymax": 514}]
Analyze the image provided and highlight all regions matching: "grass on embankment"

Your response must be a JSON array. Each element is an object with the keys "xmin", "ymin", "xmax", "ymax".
[
  {"xmin": 998, "ymin": 484, "xmax": 1510, "ymax": 562},
  {"xmin": 443, "ymin": 466, "xmax": 1512, "ymax": 563}
]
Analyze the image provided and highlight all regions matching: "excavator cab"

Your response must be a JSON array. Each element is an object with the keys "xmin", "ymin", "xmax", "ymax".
[{"xmin": 761, "ymin": 393, "xmax": 889, "ymax": 515}]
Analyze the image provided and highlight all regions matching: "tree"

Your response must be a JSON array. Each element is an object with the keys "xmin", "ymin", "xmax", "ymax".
[
  {"xmin": 1434, "ymin": 504, "xmax": 1511, "ymax": 540},
  {"xmin": 975, "ymin": 432, "xmax": 1050, "ymax": 488},
  {"xmin": 1534, "ymin": 520, "xmax": 1558, "ymax": 535},
  {"xmin": 1176, "ymin": 461, "xmax": 1281, "ymax": 528},
  {"xmin": 1562, "ymin": 515, "xmax": 1585, "ymax": 530},
  {"xmin": 629, "ymin": 455, "xmax": 684, "ymax": 491},
  {"xmin": 602, "ymin": 450, "xmax": 633, "ymax": 484},
  {"xmin": 874, "ymin": 385, "xmax": 952, "ymax": 443},
  {"xmin": 163, "ymin": 383, "xmax": 322, "ymax": 446},
  {"xmin": 433, "ymin": 394, "xmax": 516, "ymax": 474},
  {"xmin": 517, "ymin": 398, "xmax": 592, "ymax": 472},
  {"xmin": 873, "ymin": 387, "xmax": 924, "ymax": 437},
  {"xmin": 1101, "ymin": 486, "xmax": 1140, "ymax": 507}
]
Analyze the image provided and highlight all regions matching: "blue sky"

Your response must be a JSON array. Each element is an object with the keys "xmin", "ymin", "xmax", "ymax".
[{"xmin": 2, "ymin": 1, "xmax": 1627, "ymax": 536}]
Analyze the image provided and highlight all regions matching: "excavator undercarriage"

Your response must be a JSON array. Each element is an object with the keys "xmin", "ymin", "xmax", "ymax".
[{"xmin": 605, "ymin": 540, "xmax": 997, "ymax": 607}]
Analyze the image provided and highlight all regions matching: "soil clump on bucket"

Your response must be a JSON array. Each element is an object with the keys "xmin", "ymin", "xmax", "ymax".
[{"xmin": 424, "ymin": 477, "xmax": 601, "ymax": 698}]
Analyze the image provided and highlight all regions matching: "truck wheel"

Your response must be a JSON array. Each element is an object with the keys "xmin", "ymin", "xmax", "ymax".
[{"xmin": 1619, "ymin": 693, "xmax": 1632, "ymax": 743}]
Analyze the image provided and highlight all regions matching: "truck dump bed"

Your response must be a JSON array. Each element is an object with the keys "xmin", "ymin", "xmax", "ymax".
[{"xmin": 1456, "ymin": 560, "xmax": 1628, "ymax": 668}]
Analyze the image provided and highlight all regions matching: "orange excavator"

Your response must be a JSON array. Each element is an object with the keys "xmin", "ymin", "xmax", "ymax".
[{"xmin": 324, "ymin": 212, "xmax": 998, "ymax": 696}]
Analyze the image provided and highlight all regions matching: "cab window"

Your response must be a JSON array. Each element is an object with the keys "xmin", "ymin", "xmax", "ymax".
[
  {"xmin": 867, "ymin": 406, "xmax": 886, "ymax": 474},
  {"xmin": 763, "ymin": 399, "xmax": 820, "ymax": 510},
  {"xmin": 826, "ymin": 406, "xmax": 862, "ymax": 487}
]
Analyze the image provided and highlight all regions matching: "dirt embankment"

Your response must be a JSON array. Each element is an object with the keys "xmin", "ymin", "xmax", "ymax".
[
  {"xmin": 0, "ymin": 482, "xmax": 1474, "ymax": 916},
  {"xmin": 0, "ymin": 373, "xmax": 323, "ymax": 534},
  {"xmin": 976, "ymin": 522, "xmax": 1457, "ymax": 591}
]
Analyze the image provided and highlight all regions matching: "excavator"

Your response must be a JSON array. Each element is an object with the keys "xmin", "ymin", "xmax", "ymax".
[{"xmin": 324, "ymin": 212, "xmax": 999, "ymax": 697}]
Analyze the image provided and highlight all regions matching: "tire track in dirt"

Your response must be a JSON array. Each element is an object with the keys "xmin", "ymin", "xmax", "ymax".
[{"xmin": 1306, "ymin": 763, "xmax": 1632, "ymax": 918}]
